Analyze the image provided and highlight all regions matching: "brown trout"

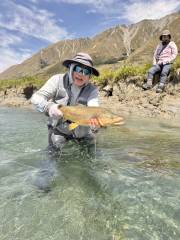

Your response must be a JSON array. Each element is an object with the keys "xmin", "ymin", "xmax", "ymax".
[{"xmin": 58, "ymin": 105, "xmax": 124, "ymax": 130}]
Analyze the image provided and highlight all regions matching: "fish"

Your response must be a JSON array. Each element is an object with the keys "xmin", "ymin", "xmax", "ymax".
[{"xmin": 58, "ymin": 105, "xmax": 124, "ymax": 130}]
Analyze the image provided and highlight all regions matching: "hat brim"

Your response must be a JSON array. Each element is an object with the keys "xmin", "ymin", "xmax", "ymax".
[{"xmin": 62, "ymin": 59, "xmax": 99, "ymax": 76}]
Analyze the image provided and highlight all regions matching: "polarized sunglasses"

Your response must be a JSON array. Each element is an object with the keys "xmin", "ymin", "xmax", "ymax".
[{"xmin": 74, "ymin": 65, "xmax": 92, "ymax": 76}]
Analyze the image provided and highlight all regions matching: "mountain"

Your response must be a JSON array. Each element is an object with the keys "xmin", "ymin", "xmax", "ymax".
[{"xmin": 0, "ymin": 12, "xmax": 179, "ymax": 80}]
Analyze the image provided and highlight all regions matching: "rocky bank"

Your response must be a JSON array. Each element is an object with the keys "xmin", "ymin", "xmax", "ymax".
[{"xmin": 0, "ymin": 71, "xmax": 180, "ymax": 121}]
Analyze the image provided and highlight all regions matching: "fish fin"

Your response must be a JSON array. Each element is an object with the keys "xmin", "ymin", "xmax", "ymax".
[{"xmin": 69, "ymin": 123, "xmax": 79, "ymax": 130}]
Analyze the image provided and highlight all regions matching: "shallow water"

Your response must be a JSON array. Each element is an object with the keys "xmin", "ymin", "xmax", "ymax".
[{"xmin": 0, "ymin": 107, "xmax": 180, "ymax": 240}]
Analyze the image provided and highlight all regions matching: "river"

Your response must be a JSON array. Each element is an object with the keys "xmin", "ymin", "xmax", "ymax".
[{"xmin": 0, "ymin": 107, "xmax": 180, "ymax": 240}]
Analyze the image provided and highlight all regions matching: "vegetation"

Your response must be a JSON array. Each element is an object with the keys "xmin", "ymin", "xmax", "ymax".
[
  {"xmin": 0, "ymin": 56, "xmax": 179, "ymax": 91},
  {"xmin": 94, "ymin": 56, "xmax": 180, "ymax": 87},
  {"xmin": 0, "ymin": 76, "xmax": 46, "ymax": 91},
  {"xmin": 93, "ymin": 63, "xmax": 151, "ymax": 87},
  {"xmin": 173, "ymin": 55, "xmax": 180, "ymax": 70}
]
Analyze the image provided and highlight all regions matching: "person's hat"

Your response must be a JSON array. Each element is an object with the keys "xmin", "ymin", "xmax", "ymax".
[
  {"xmin": 62, "ymin": 52, "xmax": 99, "ymax": 76},
  {"xmin": 159, "ymin": 30, "xmax": 171, "ymax": 40}
]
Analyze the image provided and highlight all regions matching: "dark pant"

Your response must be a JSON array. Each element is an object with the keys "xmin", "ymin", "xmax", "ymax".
[
  {"xmin": 147, "ymin": 63, "xmax": 172, "ymax": 84},
  {"xmin": 48, "ymin": 125, "xmax": 95, "ymax": 154}
]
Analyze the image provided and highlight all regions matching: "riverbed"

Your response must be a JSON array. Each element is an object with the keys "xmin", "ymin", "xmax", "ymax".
[{"xmin": 0, "ymin": 107, "xmax": 180, "ymax": 240}]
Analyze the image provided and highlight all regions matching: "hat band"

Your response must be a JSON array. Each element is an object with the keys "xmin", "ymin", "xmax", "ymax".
[
  {"xmin": 73, "ymin": 59, "xmax": 93, "ymax": 68},
  {"xmin": 74, "ymin": 57, "xmax": 93, "ymax": 66}
]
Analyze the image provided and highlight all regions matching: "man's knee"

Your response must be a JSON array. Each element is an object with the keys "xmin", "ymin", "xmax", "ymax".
[
  {"xmin": 161, "ymin": 66, "xmax": 171, "ymax": 77},
  {"xmin": 51, "ymin": 133, "xmax": 66, "ymax": 149},
  {"xmin": 160, "ymin": 71, "xmax": 169, "ymax": 77},
  {"xmin": 148, "ymin": 65, "xmax": 160, "ymax": 75}
]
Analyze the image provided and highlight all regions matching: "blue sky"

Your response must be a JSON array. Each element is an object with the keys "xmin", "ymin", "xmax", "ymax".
[{"xmin": 0, "ymin": 0, "xmax": 179, "ymax": 73}]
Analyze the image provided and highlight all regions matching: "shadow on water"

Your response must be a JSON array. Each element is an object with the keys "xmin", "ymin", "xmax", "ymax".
[{"xmin": 30, "ymin": 138, "xmax": 99, "ymax": 192}]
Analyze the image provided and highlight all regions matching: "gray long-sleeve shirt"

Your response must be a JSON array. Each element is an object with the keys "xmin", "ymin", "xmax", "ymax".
[{"xmin": 31, "ymin": 73, "xmax": 99, "ymax": 113}]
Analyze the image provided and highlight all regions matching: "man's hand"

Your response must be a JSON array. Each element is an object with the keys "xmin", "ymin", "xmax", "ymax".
[
  {"xmin": 89, "ymin": 118, "xmax": 99, "ymax": 128},
  {"xmin": 89, "ymin": 117, "xmax": 104, "ymax": 129},
  {"xmin": 49, "ymin": 104, "xmax": 63, "ymax": 118},
  {"xmin": 158, "ymin": 62, "xmax": 165, "ymax": 67}
]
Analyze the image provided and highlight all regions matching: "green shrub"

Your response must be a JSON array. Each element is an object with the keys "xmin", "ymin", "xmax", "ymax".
[
  {"xmin": 94, "ymin": 63, "xmax": 151, "ymax": 85},
  {"xmin": 113, "ymin": 65, "xmax": 138, "ymax": 82},
  {"xmin": 174, "ymin": 55, "xmax": 180, "ymax": 70},
  {"xmin": 0, "ymin": 76, "xmax": 46, "ymax": 91},
  {"xmin": 93, "ymin": 69, "xmax": 114, "ymax": 87},
  {"xmin": 135, "ymin": 63, "xmax": 152, "ymax": 75}
]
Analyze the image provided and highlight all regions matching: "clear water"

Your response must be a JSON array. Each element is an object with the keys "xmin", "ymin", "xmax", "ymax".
[{"xmin": 0, "ymin": 107, "xmax": 180, "ymax": 240}]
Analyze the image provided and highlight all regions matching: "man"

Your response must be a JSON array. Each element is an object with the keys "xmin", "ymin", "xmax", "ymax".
[
  {"xmin": 143, "ymin": 30, "xmax": 178, "ymax": 93},
  {"xmin": 31, "ymin": 52, "xmax": 101, "ymax": 153}
]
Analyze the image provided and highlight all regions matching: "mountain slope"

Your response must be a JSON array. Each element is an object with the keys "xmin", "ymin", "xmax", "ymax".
[{"xmin": 0, "ymin": 12, "xmax": 179, "ymax": 80}]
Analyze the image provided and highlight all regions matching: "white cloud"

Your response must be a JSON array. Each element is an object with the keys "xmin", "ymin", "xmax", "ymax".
[
  {"xmin": 0, "ymin": 29, "xmax": 29, "ymax": 72},
  {"xmin": 0, "ymin": 47, "xmax": 32, "ymax": 73},
  {"xmin": 0, "ymin": 1, "xmax": 70, "ymax": 43},
  {"xmin": 40, "ymin": 0, "xmax": 120, "ymax": 15},
  {"xmin": 0, "ymin": 30, "xmax": 22, "ymax": 47},
  {"xmin": 54, "ymin": 0, "xmax": 180, "ymax": 21},
  {"xmin": 123, "ymin": 0, "xmax": 180, "ymax": 23},
  {"xmin": 25, "ymin": 0, "xmax": 180, "ymax": 23},
  {"xmin": 0, "ymin": 0, "xmax": 72, "ymax": 72},
  {"xmin": 59, "ymin": 0, "xmax": 120, "ymax": 15}
]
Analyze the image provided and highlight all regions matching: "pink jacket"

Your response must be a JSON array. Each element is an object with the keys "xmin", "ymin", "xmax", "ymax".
[{"xmin": 153, "ymin": 41, "xmax": 178, "ymax": 65}]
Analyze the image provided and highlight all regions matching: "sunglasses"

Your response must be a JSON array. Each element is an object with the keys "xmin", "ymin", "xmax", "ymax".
[{"xmin": 74, "ymin": 65, "xmax": 92, "ymax": 76}]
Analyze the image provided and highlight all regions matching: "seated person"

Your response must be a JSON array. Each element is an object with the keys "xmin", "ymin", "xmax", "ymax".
[{"xmin": 143, "ymin": 30, "xmax": 178, "ymax": 93}]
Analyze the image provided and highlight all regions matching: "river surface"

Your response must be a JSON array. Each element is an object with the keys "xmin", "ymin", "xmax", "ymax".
[{"xmin": 0, "ymin": 107, "xmax": 180, "ymax": 240}]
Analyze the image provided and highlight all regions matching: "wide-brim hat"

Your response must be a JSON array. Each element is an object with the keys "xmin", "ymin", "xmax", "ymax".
[
  {"xmin": 160, "ymin": 30, "xmax": 171, "ymax": 40},
  {"xmin": 62, "ymin": 52, "xmax": 99, "ymax": 76}
]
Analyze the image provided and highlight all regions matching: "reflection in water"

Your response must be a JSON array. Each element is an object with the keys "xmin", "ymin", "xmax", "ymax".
[{"xmin": 0, "ymin": 107, "xmax": 180, "ymax": 240}]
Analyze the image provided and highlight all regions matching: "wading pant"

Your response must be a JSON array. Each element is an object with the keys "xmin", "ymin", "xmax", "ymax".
[
  {"xmin": 33, "ymin": 126, "xmax": 96, "ymax": 192},
  {"xmin": 48, "ymin": 125, "xmax": 96, "ymax": 156},
  {"xmin": 147, "ymin": 63, "xmax": 172, "ymax": 84}
]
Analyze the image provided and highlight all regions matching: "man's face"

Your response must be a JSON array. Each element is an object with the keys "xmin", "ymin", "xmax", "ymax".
[
  {"xmin": 161, "ymin": 35, "xmax": 170, "ymax": 44},
  {"xmin": 72, "ymin": 65, "xmax": 92, "ymax": 87}
]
